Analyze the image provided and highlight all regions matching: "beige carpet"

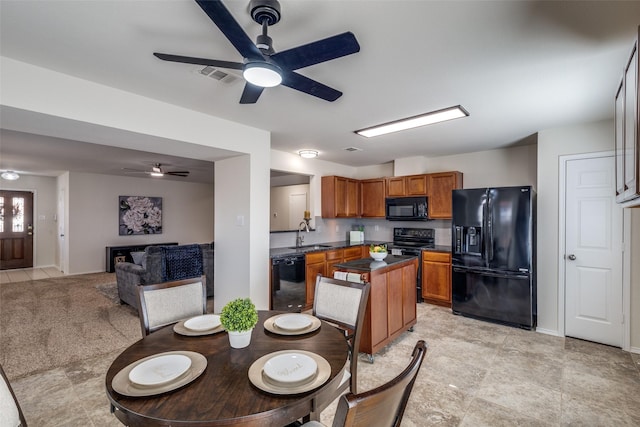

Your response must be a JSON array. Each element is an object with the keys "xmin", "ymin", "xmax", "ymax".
[{"xmin": 0, "ymin": 272, "xmax": 140, "ymax": 380}]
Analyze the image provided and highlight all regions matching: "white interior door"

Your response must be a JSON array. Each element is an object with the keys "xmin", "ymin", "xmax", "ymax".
[
  {"xmin": 288, "ymin": 192, "xmax": 308, "ymax": 230},
  {"xmin": 58, "ymin": 188, "xmax": 65, "ymax": 273},
  {"xmin": 565, "ymin": 155, "xmax": 623, "ymax": 347}
]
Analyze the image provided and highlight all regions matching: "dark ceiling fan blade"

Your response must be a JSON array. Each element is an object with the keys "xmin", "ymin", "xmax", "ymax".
[
  {"xmin": 166, "ymin": 171, "xmax": 190, "ymax": 177},
  {"xmin": 239, "ymin": 83, "xmax": 265, "ymax": 104},
  {"xmin": 195, "ymin": 0, "xmax": 264, "ymax": 62},
  {"xmin": 271, "ymin": 32, "xmax": 360, "ymax": 70},
  {"xmin": 153, "ymin": 53, "xmax": 243, "ymax": 70},
  {"xmin": 281, "ymin": 71, "xmax": 342, "ymax": 102}
]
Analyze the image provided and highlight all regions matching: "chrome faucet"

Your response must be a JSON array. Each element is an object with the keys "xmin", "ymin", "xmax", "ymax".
[{"xmin": 296, "ymin": 219, "xmax": 310, "ymax": 248}]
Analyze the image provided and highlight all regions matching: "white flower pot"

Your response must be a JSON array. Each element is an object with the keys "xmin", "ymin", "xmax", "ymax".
[{"xmin": 227, "ymin": 329, "xmax": 253, "ymax": 348}]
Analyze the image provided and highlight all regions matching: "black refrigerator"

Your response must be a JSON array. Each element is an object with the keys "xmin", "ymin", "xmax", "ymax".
[{"xmin": 451, "ymin": 186, "xmax": 536, "ymax": 329}]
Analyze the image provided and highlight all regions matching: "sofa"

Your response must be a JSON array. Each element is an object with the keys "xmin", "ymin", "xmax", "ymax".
[{"xmin": 115, "ymin": 243, "xmax": 214, "ymax": 309}]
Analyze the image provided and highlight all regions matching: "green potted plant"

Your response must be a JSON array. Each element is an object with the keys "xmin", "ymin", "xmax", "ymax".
[{"xmin": 220, "ymin": 298, "xmax": 259, "ymax": 348}]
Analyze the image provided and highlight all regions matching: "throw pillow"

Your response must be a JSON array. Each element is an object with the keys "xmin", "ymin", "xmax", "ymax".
[{"xmin": 131, "ymin": 251, "xmax": 145, "ymax": 266}]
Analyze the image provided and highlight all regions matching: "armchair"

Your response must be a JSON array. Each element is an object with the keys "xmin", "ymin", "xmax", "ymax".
[{"xmin": 115, "ymin": 243, "xmax": 214, "ymax": 309}]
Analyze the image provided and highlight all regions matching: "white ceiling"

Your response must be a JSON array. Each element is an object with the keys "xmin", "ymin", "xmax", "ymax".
[{"xmin": 1, "ymin": 0, "xmax": 639, "ymax": 182}]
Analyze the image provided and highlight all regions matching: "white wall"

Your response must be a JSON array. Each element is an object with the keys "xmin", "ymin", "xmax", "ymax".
[
  {"xmin": 270, "ymin": 184, "xmax": 310, "ymax": 231},
  {"xmin": 270, "ymin": 150, "xmax": 357, "ymax": 223},
  {"xmin": 0, "ymin": 175, "xmax": 57, "ymax": 267},
  {"xmin": 632, "ymin": 211, "xmax": 640, "ymax": 350},
  {"xmin": 535, "ymin": 120, "xmax": 640, "ymax": 346},
  {"xmin": 66, "ymin": 172, "xmax": 213, "ymax": 274},
  {"xmin": 57, "ymin": 173, "xmax": 69, "ymax": 273},
  {"xmin": 394, "ymin": 144, "xmax": 538, "ymax": 189},
  {"xmin": 215, "ymin": 152, "xmax": 270, "ymax": 312},
  {"xmin": 270, "ymin": 145, "xmax": 538, "ymax": 249},
  {"xmin": 1, "ymin": 57, "xmax": 271, "ymax": 313}
]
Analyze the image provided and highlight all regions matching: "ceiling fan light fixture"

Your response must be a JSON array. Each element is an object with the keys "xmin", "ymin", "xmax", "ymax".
[
  {"xmin": 150, "ymin": 171, "xmax": 164, "ymax": 177},
  {"xmin": 298, "ymin": 150, "xmax": 319, "ymax": 159},
  {"xmin": 243, "ymin": 62, "xmax": 282, "ymax": 87},
  {"xmin": 355, "ymin": 105, "xmax": 469, "ymax": 138},
  {"xmin": 1, "ymin": 171, "xmax": 20, "ymax": 180}
]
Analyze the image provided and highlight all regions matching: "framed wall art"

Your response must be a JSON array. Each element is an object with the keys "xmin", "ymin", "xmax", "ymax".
[{"xmin": 118, "ymin": 195, "xmax": 163, "ymax": 235}]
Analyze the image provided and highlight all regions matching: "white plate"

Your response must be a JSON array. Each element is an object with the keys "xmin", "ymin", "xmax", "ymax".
[
  {"xmin": 263, "ymin": 352, "xmax": 317, "ymax": 385},
  {"xmin": 128, "ymin": 354, "xmax": 192, "ymax": 387},
  {"xmin": 184, "ymin": 314, "xmax": 221, "ymax": 332},
  {"xmin": 273, "ymin": 313, "xmax": 312, "ymax": 331}
]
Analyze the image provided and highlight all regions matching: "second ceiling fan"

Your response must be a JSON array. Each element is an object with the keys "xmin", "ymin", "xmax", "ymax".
[{"xmin": 153, "ymin": 0, "xmax": 360, "ymax": 104}]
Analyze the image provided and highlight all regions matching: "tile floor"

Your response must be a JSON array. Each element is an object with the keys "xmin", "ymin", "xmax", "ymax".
[
  {"xmin": 7, "ymin": 295, "xmax": 640, "ymax": 426},
  {"xmin": 0, "ymin": 266, "xmax": 64, "ymax": 284}
]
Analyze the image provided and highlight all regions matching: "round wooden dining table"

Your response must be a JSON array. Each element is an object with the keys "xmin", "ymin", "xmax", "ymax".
[{"xmin": 105, "ymin": 311, "xmax": 349, "ymax": 427}]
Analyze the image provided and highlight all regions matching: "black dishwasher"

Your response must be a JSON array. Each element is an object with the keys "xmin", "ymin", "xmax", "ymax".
[{"xmin": 271, "ymin": 254, "xmax": 306, "ymax": 311}]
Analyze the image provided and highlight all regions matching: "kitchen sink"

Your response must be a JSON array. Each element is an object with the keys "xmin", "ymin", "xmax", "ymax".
[{"xmin": 288, "ymin": 244, "xmax": 332, "ymax": 250}]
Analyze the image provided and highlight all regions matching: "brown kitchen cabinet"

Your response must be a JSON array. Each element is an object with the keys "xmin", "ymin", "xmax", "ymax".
[
  {"xmin": 427, "ymin": 171, "xmax": 463, "ymax": 219},
  {"xmin": 615, "ymin": 26, "xmax": 640, "ymax": 206},
  {"xmin": 305, "ymin": 252, "xmax": 326, "ymax": 308},
  {"xmin": 422, "ymin": 250, "xmax": 452, "ymax": 307},
  {"xmin": 343, "ymin": 246, "xmax": 363, "ymax": 261},
  {"xmin": 334, "ymin": 256, "xmax": 418, "ymax": 359},
  {"xmin": 386, "ymin": 176, "xmax": 406, "ymax": 197},
  {"xmin": 305, "ymin": 245, "xmax": 367, "ymax": 309},
  {"xmin": 324, "ymin": 249, "xmax": 344, "ymax": 278},
  {"xmin": 360, "ymin": 178, "xmax": 386, "ymax": 217},
  {"xmin": 321, "ymin": 176, "xmax": 360, "ymax": 218},
  {"xmin": 386, "ymin": 175, "xmax": 428, "ymax": 197}
]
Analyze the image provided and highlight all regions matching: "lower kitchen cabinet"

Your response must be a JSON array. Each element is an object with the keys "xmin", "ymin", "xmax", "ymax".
[
  {"xmin": 422, "ymin": 250, "xmax": 452, "ymax": 307},
  {"xmin": 305, "ymin": 252, "xmax": 326, "ymax": 308},
  {"xmin": 304, "ymin": 245, "xmax": 367, "ymax": 309},
  {"xmin": 334, "ymin": 256, "xmax": 418, "ymax": 358}
]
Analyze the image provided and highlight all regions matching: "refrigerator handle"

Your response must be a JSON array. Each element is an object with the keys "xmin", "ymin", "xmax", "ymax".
[
  {"xmin": 453, "ymin": 267, "xmax": 529, "ymax": 280},
  {"xmin": 487, "ymin": 194, "xmax": 493, "ymax": 262}
]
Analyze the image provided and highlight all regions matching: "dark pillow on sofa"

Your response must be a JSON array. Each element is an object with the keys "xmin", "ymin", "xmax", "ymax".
[{"xmin": 131, "ymin": 251, "xmax": 147, "ymax": 268}]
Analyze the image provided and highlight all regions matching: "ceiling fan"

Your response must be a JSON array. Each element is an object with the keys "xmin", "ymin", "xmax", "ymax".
[
  {"xmin": 153, "ymin": 0, "xmax": 360, "ymax": 104},
  {"xmin": 123, "ymin": 163, "xmax": 190, "ymax": 178}
]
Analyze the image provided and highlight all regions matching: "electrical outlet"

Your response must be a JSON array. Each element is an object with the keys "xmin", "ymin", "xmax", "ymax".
[
  {"xmin": 375, "ymin": 225, "xmax": 379, "ymax": 231},
  {"xmin": 336, "ymin": 225, "xmax": 340, "ymax": 232}
]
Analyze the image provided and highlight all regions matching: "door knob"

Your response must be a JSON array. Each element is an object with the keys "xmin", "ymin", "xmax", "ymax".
[{"xmin": 567, "ymin": 254, "xmax": 576, "ymax": 260}]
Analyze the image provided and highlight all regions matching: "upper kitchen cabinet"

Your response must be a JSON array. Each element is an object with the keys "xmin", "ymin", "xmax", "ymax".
[
  {"xmin": 360, "ymin": 178, "xmax": 386, "ymax": 217},
  {"xmin": 321, "ymin": 176, "xmax": 360, "ymax": 218},
  {"xmin": 386, "ymin": 175, "xmax": 428, "ymax": 197},
  {"xmin": 427, "ymin": 171, "xmax": 463, "ymax": 219},
  {"xmin": 615, "ymin": 26, "xmax": 640, "ymax": 206}
]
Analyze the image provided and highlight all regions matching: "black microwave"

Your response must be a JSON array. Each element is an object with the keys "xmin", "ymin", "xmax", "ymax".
[{"xmin": 385, "ymin": 196, "xmax": 430, "ymax": 221}]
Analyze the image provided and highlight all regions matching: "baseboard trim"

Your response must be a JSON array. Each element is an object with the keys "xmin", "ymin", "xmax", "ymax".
[
  {"xmin": 629, "ymin": 346, "xmax": 640, "ymax": 355},
  {"xmin": 535, "ymin": 328, "xmax": 561, "ymax": 337}
]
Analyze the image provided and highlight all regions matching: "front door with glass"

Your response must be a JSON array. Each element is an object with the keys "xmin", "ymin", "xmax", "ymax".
[{"xmin": 0, "ymin": 190, "xmax": 34, "ymax": 270}]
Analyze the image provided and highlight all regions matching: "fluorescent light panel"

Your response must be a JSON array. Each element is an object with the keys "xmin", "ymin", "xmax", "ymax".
[{"xmin": 355, "ymin": 105, "xmax": 469, "ymax": 138}]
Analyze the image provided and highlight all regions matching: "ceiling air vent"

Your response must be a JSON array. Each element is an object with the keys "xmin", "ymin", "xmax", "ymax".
[
  {"xmin": 343, "ymin": 147, "xmax": 363, "ymax": 152},
  {"xmin": 198, "ymin": 66, "xmax": 241, "ymax": 84}
]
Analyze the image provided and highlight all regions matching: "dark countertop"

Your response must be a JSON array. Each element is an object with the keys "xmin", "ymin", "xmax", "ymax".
[
  {"xmin": 422, "ymin": 245, "xmax": 452, "ymax": 254},
  {"xmin": 334, "ymin": 254, "xmax": 418, "ymax": 272},
  {"xmin": 270, "ymin": 240, "xmax": 388, "ymax": 259}
]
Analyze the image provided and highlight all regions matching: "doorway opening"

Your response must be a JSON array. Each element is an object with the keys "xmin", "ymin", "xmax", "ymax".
[{"xmin": 0, "ymin": 190, "xmax": 34, "ymax": 270}]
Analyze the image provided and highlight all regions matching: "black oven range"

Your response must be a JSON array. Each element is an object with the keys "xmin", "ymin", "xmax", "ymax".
[{"xmin": 386, "ymin": 227, "xmax": 435, "ymax": 302}]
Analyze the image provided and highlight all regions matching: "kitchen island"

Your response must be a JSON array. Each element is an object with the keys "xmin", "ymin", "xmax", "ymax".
[{"xmin": 334, "ymin": 255, "xmax": 418, "ymax": 361}]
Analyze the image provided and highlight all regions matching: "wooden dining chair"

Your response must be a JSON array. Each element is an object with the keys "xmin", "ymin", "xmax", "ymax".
[
  {"xmin": 312, "ymin": 274, "xmax": 370, "ymax": 396},
  {"xmin": 1, "ymin": 363, "xmax": 28, "ymax": 427},
  {"xmin": 302, "ymin": 340, "xmax": 427, "ymax": 427},
  {"xmin": 136, "ymin": 275, "xmax": 207, "ymax": 336}
]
